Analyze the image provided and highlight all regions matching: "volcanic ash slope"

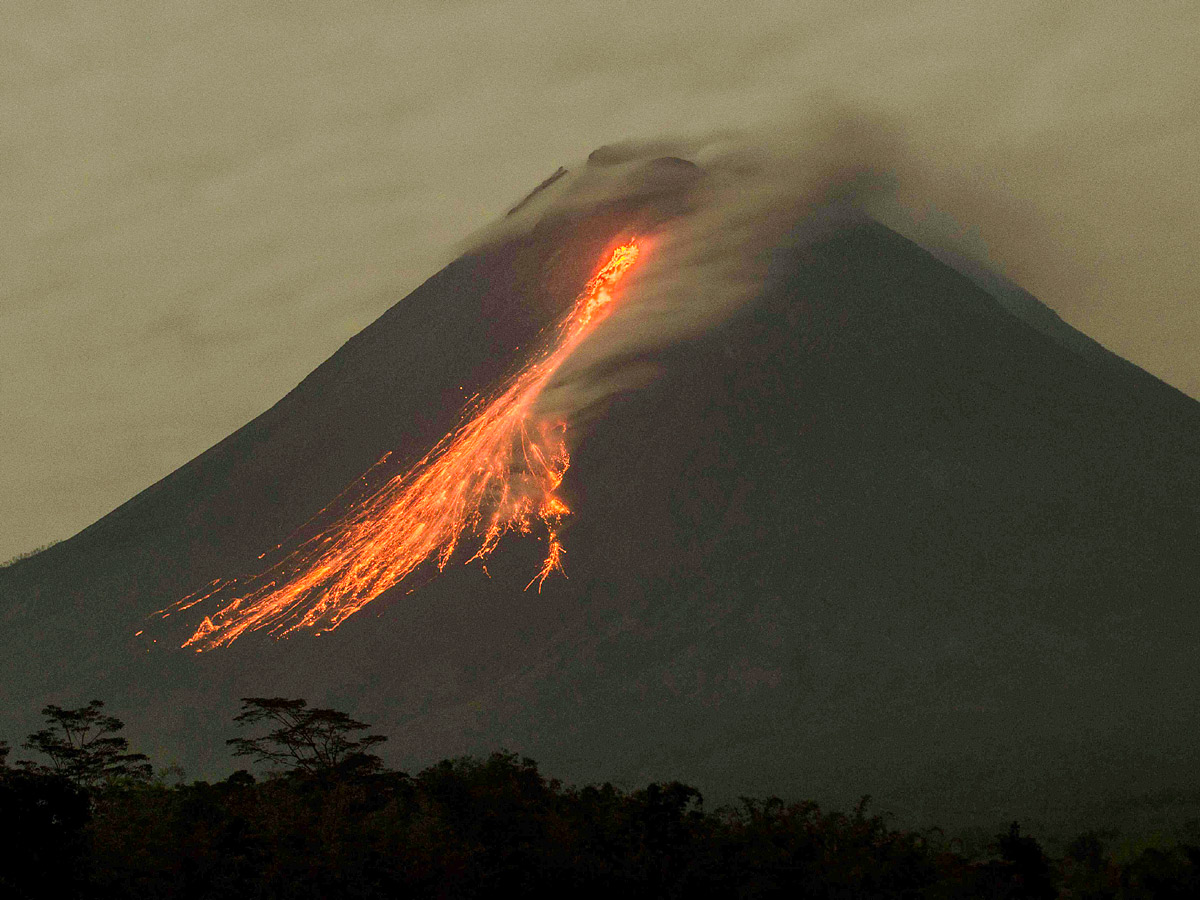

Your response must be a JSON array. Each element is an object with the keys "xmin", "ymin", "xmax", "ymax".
[{"xmin": 2, "ymin": 179, "xmax": 1198, "ymax": 829}]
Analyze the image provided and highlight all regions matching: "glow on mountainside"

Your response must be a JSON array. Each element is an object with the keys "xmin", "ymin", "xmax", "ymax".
[{"xmin": 157, "ymin": 240, "xmax": 642, "ymax": 651}]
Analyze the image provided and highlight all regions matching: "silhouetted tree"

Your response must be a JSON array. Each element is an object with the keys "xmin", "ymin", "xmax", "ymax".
[
  {"xmin": 1122, "ymin": 844, "xmax": 1200, "ymax": 899},
  {"xmin": 12, "ymin": 696, "xmax": 1200, "ymax": 898},
  {"xmin": 0, "ymin": 739, "xmax": 9, "ymax": 768},
  {"xmin": 227, "ymin": 697, "xmax": 387, "ymax": 776},
  {"xmin": 18, "ymin": 700, "xmax": 150, "ymax": 787},
  {"xmin": 992, "ymin": 821, "xmax": 1057, "ymax": 899},
  {"xmin": 1060, "ymin": 831, "xmax": 1117, "ymax": 899},
  {"xmin": 624, "ymin": 781, "xmax": 706, "ymax": 892}
]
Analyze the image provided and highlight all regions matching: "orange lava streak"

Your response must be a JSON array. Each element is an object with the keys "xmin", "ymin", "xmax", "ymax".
[{"xmin": 160, "ymin": 240, "xmax": 641, "ymax": 651}]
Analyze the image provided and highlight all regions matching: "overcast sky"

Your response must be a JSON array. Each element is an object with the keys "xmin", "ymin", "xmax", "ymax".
[{"xmin": 2, "ymin": 1, "xmax": 1197, "ymax": 560}]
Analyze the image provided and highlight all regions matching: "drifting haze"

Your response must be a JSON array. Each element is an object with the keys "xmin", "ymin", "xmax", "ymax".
[{"xmin": 2, "ymin": 1, "xmax": 1197, "ymax": 560}]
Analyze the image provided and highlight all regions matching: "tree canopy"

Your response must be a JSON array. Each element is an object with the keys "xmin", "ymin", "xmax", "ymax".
[
  {"xmin": 18, "ymin": 700, "xmax": 150, "ymax": 787},
  {"xmin": 3, "ymin": 697, "xmax": 1198, "ymax": 898},
  {"xmin": 227, "ymin": 696, "xmax": 387, "ymax": 776}
]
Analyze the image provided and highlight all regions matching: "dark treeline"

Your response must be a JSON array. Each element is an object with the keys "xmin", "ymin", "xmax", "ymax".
[{"xmin": 2, "ymin": 699, "xmax": 1198, "ymax": 899}]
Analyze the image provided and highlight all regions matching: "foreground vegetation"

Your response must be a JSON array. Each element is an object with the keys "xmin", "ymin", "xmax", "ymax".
[{"xmin": 2, "ymin": 700, "xmax": 1197, "ymax": 899}]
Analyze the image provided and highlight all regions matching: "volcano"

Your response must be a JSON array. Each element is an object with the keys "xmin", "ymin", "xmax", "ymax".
[{"xmin": 2, "ymin": 154, "xmax": 1198, "ymax": 828}]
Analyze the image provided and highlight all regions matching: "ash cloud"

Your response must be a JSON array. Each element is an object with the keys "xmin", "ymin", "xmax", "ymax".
[
  {"xmin": 483, "ymin": 111, "xmax": 1054, "ymax": 421},
  {"xmin": 483, "ymin": 64, "xmax": 1199, "ymax": 421}
]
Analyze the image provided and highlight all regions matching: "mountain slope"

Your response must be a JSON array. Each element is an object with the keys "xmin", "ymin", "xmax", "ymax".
[{"xmin": 2, "ymin": 185, "xmax": 1197, "ymax": 828}]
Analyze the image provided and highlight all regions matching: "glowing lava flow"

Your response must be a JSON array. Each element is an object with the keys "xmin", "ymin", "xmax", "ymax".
[{"xmin": 159, "ymin": 240, "xmax": 641, "ymax": 651}]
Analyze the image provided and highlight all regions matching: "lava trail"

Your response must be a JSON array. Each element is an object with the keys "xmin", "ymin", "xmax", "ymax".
[{"xmin": 157, "ymin": 240, "xmax": 642, "ymax": 651}]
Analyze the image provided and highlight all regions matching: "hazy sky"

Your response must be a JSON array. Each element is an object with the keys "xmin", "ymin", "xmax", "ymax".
[{"xmin": 2, "ymin": 1, "xmax": 1197, "ymax": 560}]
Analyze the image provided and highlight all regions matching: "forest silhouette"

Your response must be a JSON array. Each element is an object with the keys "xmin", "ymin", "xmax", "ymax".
[{"xmin": 3, "ymin": 699, "xmax": 1198, "ymax": 899}]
